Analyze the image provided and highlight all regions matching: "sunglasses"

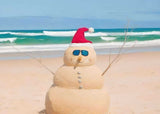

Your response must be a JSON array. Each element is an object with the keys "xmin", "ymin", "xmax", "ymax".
[{"xmin": 73, "ymin": 50, "xmax": 89, "ymax": 56}]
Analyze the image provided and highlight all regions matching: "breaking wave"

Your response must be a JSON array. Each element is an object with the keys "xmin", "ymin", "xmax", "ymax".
[
  {"xmin": 0, "ymin": 38, "xmax": 17, "ymax": 43},
  {"xmin": 1, "ymin": 39, "xmax": 160, "ymax": 53},
  {"xmin": 0, "ymin": 32, "xmax": 43, "ymax": 36},
  {"xmin": 107, "ymin": 31, "xmax": 160, "ymax": 36},
  {"xmin": 101, "ymin": 37, "xmax": 116, "ymax": 41},
  {"xmin": 10, "ymin": 32, "xmax": 44, "ymax": 36},
  {"xmin": 94, "ymin": 39, "xmax": 160, "ymax": 48},
  {"xmin": 43, "ymin": 31, "xmax": 107, "ymax": 36},
  {"xmin": 0, "ymin": 31, "xmax": 160, "ymax": 37},
  {"xmin": 0, "ymin": 32, "xmax": 10, "ymax": 34}
]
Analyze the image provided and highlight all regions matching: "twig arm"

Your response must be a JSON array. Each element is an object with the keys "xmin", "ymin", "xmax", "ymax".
[
  {"xmin": 101, "ymin": 22, "xmax": 129, "ymax": 76},
  {"xmin": 10, "ymin": 44, "xmax": 55, "ymax": 76}
]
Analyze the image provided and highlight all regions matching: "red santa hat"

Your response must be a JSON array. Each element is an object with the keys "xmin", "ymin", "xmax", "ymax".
[{"xmin": 70, "ymin": 27, "xmax": 94, "ymax": 47}]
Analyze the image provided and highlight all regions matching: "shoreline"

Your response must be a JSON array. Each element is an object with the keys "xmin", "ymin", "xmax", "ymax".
[{"xmin": 0, "ymin": 45, "xmax": 160, "ymax": 60}]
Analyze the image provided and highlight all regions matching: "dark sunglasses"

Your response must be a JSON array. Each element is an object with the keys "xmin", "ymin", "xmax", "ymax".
[{"xmin": 73, "ymin": 50, "xmax": 89, "ymax": 56}]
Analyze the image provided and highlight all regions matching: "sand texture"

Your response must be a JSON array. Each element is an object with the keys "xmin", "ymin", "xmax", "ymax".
[{"xmin": 0, "ymin": 52, "xmax": 160, "ymax": 114}]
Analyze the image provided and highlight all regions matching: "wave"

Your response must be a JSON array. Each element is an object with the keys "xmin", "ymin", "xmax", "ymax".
[
  {"xmin": 0, "ymin": 32, "xmax": 10, "ymax": 34},
  {"xmin": 101, "ymin": 37, "xmax": 116, "ymax": 41},
  {"xmin": 93, "ymin": 39, "xmax": 160, "ymax": 48},
  {"xmin": 0, "ymin": 39, "xmax": 160, "ymax": 53},
  {"xmin": 107, "ymin": 31, "xmax": 160, "ymax": 36},
  {"xmin": 0, "ymin": 38, "xmax": 17, "ymax": 43},
  {"xmin": 1, "ymin": 31, "xmax": 160, "ymax": 37},
  {"xmin": 43, "ymin": 31, "xmax": 76, "ymax": 36},
  {"xmin": 0, "ymin": 44, "xmax": 69, "ymax": 53},
  {"xmin": 43, "ymin": 31, "xmax": 160, "ymax": 37},
  {"xmin": 10, "ymin": 32, "xmax": 44, "ymax": 36},
  {"xmin": 43, "ymin": 31, "xmax": 107, "ymax": 36},
  {"xmin": 0, "ymin": 32, "xmax": 43, "ymax": 36}
]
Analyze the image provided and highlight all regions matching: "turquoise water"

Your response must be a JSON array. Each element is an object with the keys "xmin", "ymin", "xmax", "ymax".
[
  {"xmin": 0, "ymin": 28, "xmax": 160, "ymax": 45},
  {"xmin": 0, "ymin": 28, "xmax": 160, "ymax": 53}
]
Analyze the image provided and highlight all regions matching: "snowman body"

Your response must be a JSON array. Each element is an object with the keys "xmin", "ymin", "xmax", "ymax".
[
  {"xmin": 54, "ymin": 65, "xmax": 103, "ymax": 89},
  {"xmin": 45, "ymin": 28, "xmax": 110, "ymax": 114}
]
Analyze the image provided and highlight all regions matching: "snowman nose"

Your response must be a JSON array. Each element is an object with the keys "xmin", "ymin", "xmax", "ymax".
[{"xmin": 77, "ymin": 56, "xmax": 82, "ymax": 62}]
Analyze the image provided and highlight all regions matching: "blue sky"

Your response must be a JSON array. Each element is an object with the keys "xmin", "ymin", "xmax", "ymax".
[
  {"xmin": 0, "ymin": 0, "xmax": 159, "ymax": 20},
  {"xmin": 0, "ymin": 0, "xmax": 160, "ymax": 29}
]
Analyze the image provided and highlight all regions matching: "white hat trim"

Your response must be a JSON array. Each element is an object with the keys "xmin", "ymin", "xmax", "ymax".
[{"xmin": 69, "ymin": 43, "xmax": 93, "ymax": 47}]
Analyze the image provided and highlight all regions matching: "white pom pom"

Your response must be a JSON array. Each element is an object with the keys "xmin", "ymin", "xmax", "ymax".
[{"xmin": 88, "ymin": 27, "xmax": 94, "ymax": 33}]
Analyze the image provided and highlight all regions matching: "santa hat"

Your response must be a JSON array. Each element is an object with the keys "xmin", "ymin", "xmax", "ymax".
[{"xmin": 70, "ymin": 27, "xmax": 94, "ymax": 47}]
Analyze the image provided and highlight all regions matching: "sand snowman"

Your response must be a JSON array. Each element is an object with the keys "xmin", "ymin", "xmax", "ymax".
[{"xmin": 45, "ymin": 27, "xmax": 110, "ymax": 114}]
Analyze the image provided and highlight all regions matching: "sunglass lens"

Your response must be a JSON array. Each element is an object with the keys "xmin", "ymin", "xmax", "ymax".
[
  {"xmin": 81, "ymin": 50, "xmax": 89, "ymax": 56},
  {"xmin": 73, "ymin": 50, "xmax": 80, "ymax": 56}
]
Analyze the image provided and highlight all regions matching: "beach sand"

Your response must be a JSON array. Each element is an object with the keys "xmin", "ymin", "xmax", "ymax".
[{"xmin": 0, "ymin": 52, "xmax": 160, "ymax": 114}]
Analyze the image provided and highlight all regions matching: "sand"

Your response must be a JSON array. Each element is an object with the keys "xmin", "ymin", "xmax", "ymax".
[{"xmin": 0, "ymin": 52, "xmax": 160, "ymax": 114}]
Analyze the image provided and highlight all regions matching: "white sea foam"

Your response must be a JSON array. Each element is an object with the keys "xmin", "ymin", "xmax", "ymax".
[
  {"xmin": 93, "ymin": 39, "xmax": 160, "ymax": 48},
  {"xmin": 1, "ymin": 31, "xmax": 160, "ymax": 37},
  {"xmin": 10, "ymin": 32, "xmax": 44, "ymax": 36},
  {"xmin": 0, "ymin": 32, "xmax": 10, "ymax": 34},
  {"xmin": 85, "ymin": 32, "xmax": 107, "ymax": 36},
  {"xmin": 101, "ymin": 37, "xmax": 116, "ymax": 41},
  {"xmin": 0, "ymin": 38, "xmax": 17, "ymax": 43},
  {"xmin": 0, "ymin": 44, "xmax": 69, "ymax": 53},
  {"xmin": 107, "ymin": 31, "xmax": 160, "ymax": 36},
  {"xmin": 43, "ymin": 30, "xmax": 160, "ymax": 37},
  {"xmin": 0, "ymin": 39, "xmax": 160, "ymax": 53},
  {"xmin": 43, "ymin": 31, "xmax": 107, "ymax": 36},
  {"xmin": 0, "ymin": 32, "xmax": 43, "ymax": 36},
  {"xmin": 43, "ymin": 31, "xmax": 76, "ymax": 36}
]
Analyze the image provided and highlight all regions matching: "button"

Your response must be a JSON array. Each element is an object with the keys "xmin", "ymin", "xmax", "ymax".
[
  {"xmin": 78, "ymin": 80, "xmax": 82, "ymax": 83},
  {"xmin": 78, "ymin": 76, "xmax": 81, "ymax": 79},
  {"xmin": 77, "ymin": 72, "xmax": 81, "ymax": 74},
  {"xmin": 79, "ymin": 85, "xmax": 83, "ymax": 89}
]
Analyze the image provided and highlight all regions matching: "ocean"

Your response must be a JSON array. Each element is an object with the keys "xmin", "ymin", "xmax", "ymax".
[{"xmin": 0, "ymin": 28, "xmax": 160, "ymax": 55}]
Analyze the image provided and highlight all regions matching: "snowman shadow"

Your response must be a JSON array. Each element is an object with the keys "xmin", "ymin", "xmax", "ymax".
[
  {"xmin": 39, "ymin": 109, "xmax": 46, "ymax": 114},
  {"xmin": 38, "ymin": 109, "xmax": 47, "ymax": 114},
  {"xmin": 38, "ymin": 84, "xmax": 55, "ymax": 114}
]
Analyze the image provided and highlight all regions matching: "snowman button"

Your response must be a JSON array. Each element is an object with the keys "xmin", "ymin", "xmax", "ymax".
[
  {"xmin": 78, "ymin": 80, "xmax": 82, "ymax": 83},
  {"xmin": 79, "ymin": 85, "xmax": 83, "ymax": 89},
  {"xmin": 78, "ymin": 76, "xmax": 81, "ymax": 79},
  {"xmin": 77, "ymin": 72, "xmax": 81, "ymax": 74}
]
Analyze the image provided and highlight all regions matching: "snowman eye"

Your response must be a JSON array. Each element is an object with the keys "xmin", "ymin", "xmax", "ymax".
[
  {"xmin": 73, "ymin": 50, "xmax": 80, "ymax": 56},
  {"xmin": 81, "ymin": 50, "xmax": 89, "ymax": 56}
]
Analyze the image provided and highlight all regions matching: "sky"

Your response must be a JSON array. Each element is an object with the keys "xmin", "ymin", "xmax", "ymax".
[{"xmin": 0, "ymin": 0, "xmax": 160, "ymax": 29}]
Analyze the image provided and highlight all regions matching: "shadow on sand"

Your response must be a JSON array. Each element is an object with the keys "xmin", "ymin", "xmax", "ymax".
[{"xmin": 39, "ymin": 109, "xmax": 46, "ymax": 114}]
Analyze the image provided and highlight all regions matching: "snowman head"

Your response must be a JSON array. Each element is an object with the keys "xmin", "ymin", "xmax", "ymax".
[{"xmin": 64, "ymin": 27, "xmax": 96, "ymax": 66}]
